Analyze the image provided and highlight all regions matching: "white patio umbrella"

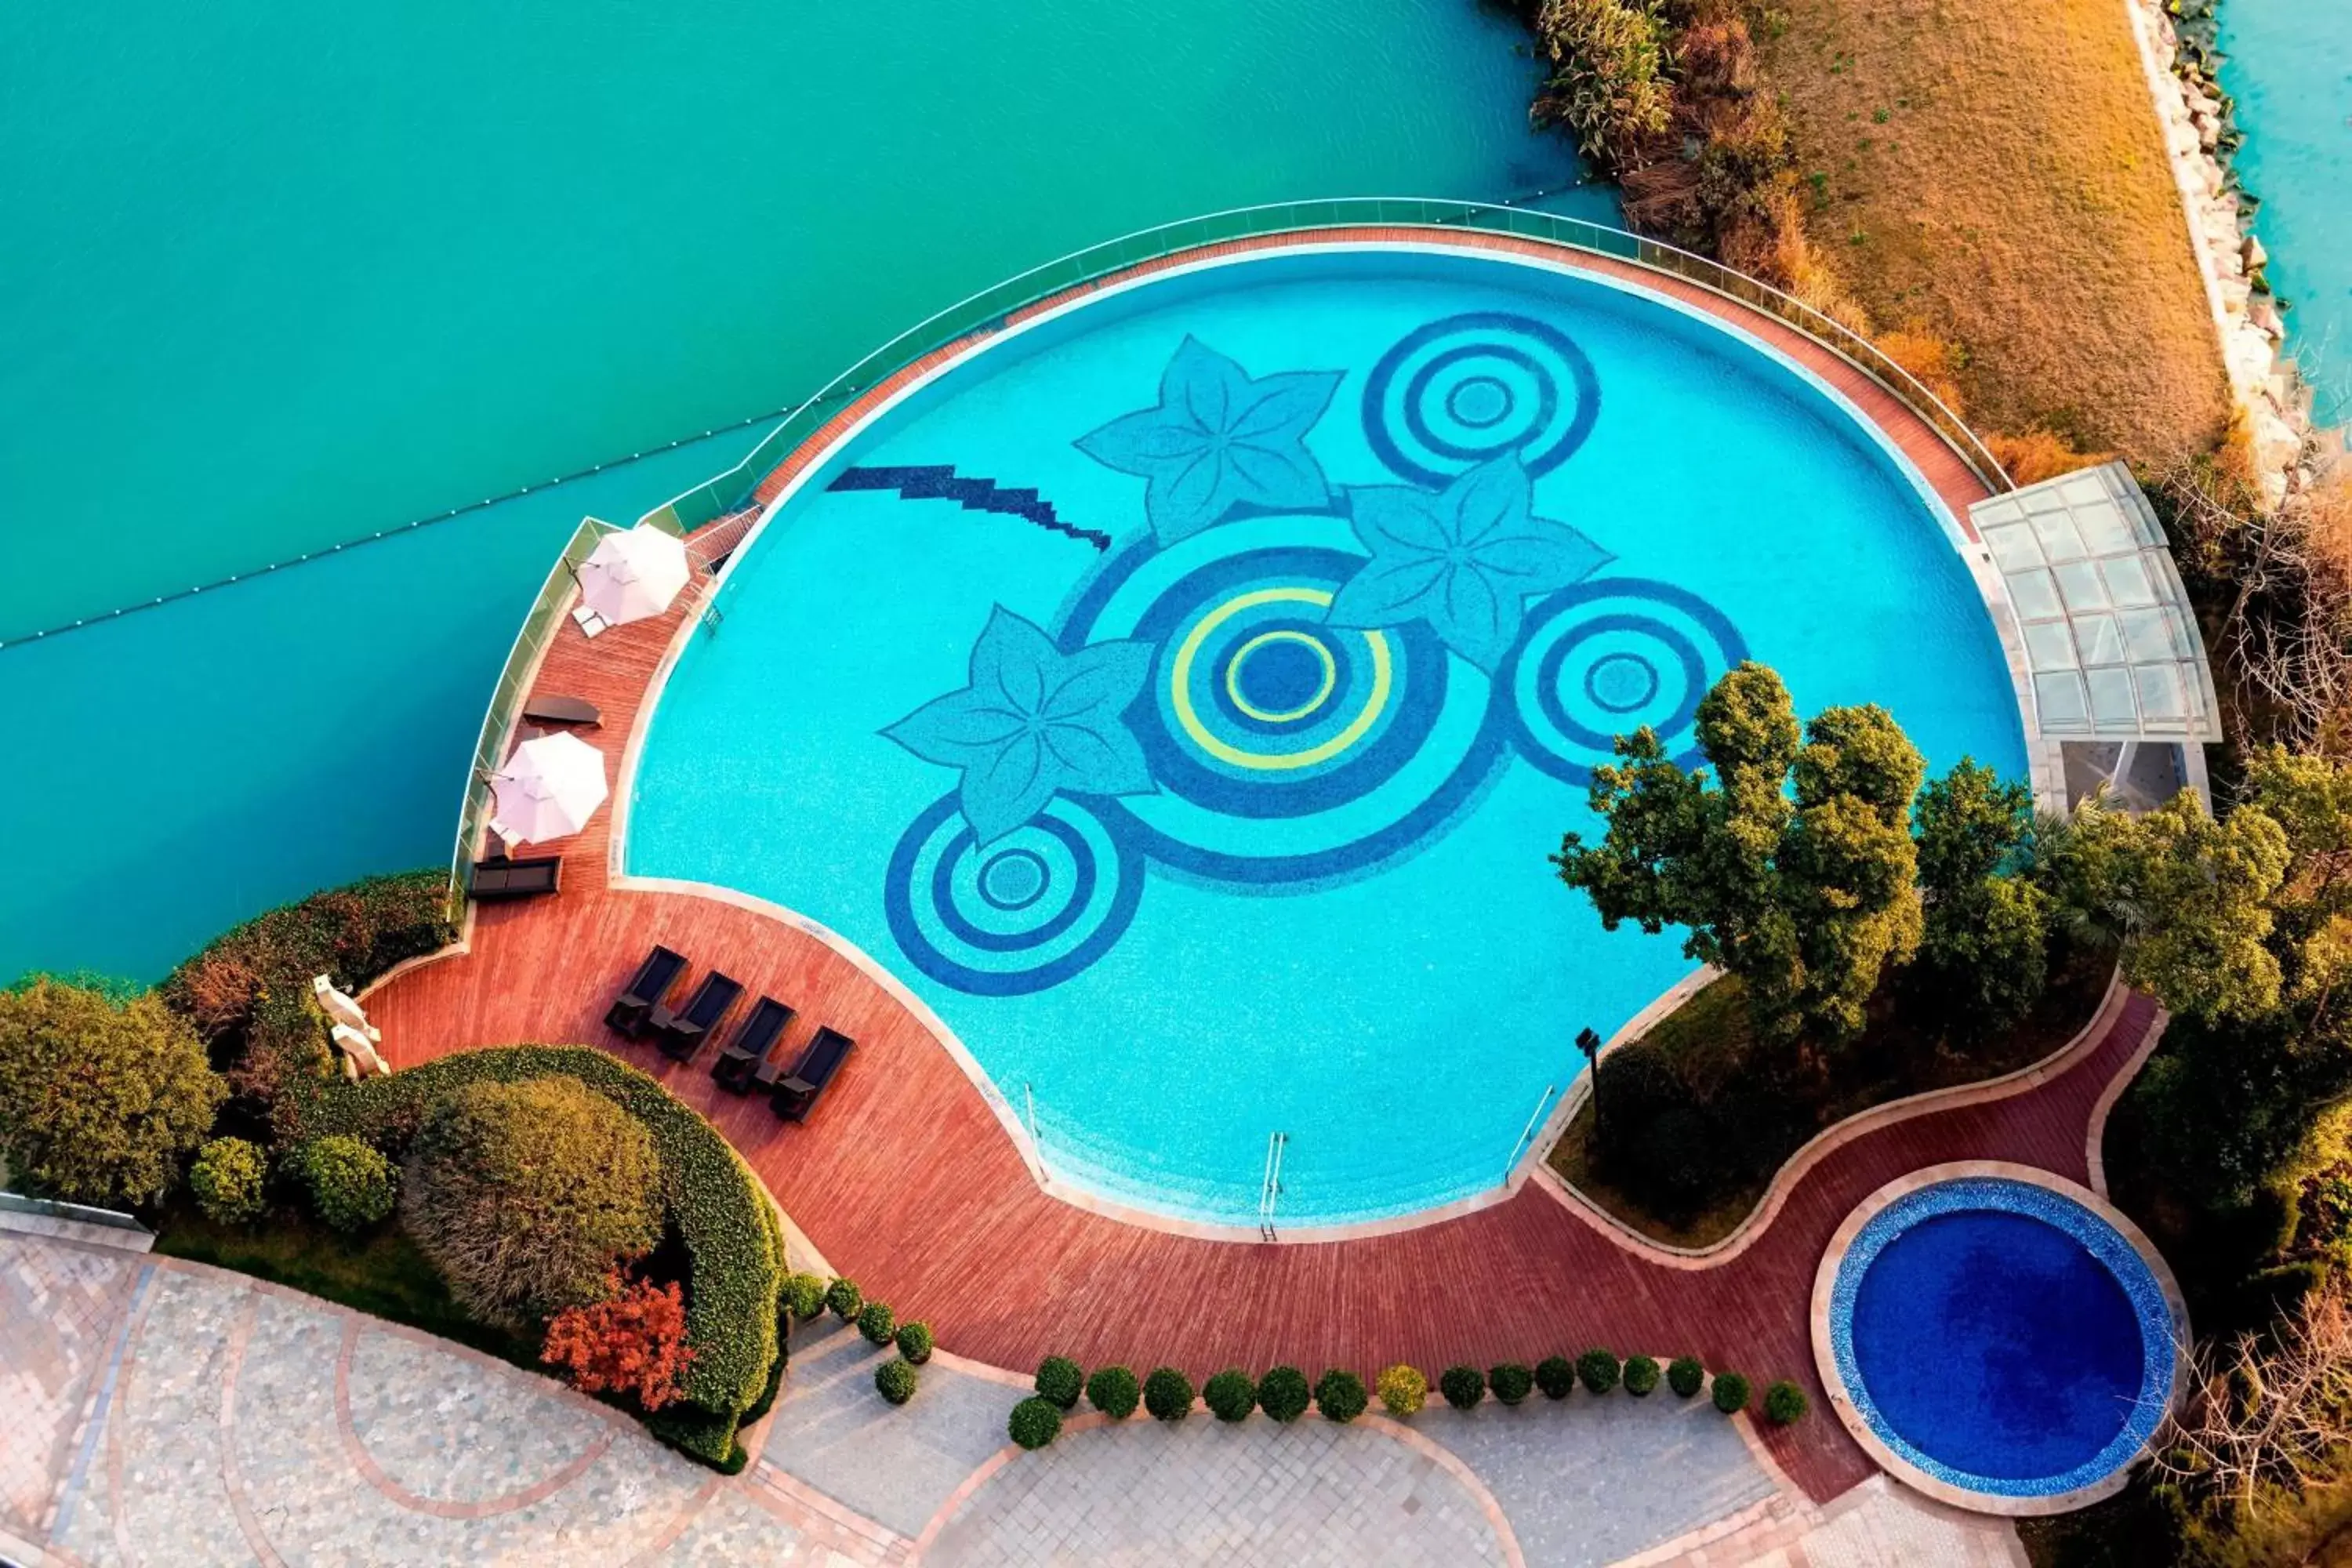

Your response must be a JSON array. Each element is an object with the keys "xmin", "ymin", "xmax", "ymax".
[
  {"xmin": 575, "ymin": 524, "xmax": 691, "ymax": 627},
  {"xmin": 489, "ymin": 731, "xmax": 609, "ymax": 845}
]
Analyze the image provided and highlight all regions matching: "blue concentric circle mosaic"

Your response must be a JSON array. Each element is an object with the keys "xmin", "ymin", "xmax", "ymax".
[
  {"xmin": 1362, "ymin": 311, "xmax": 1602, "ymax": 488},
  {"xmin": 1827, "ymin": 1178, "xmax": 2179, "ymax": 1501},
  {"xmin": 1500, "ymin": 578, "xmax": 1748, "ymax": 786}
]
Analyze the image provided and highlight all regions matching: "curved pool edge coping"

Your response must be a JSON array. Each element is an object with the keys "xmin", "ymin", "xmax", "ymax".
[
  {"xmin": 602, "ymin": 227, "xmax": 2056, "ymax": 1243},
  {"xmin": 1806, "ymin": 1161, "xmax": 2192, "ymax": 1517},
  {"xmin": 1527, "ymin": 972, "xmax": 2145, "ymax": 1270}
]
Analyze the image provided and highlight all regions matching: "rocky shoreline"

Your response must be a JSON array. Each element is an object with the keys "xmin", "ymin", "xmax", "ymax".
[{"xmin": 2125, "ymin": 0, "xmax": 2338, "ymax": 508}]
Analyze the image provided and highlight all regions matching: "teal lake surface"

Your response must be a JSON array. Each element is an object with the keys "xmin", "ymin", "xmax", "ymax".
[
  {"xmin": 0, "ymin": 2, "xmax": 1605, "ymax": 983},
  {"xmin": 2218, "ymin": 0, "xmax": 2352, "ymax": 426}
]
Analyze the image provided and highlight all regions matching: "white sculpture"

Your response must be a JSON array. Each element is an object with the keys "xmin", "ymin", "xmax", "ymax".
[
  {"xmin": 314, "ymin": 975, "xmax": 390, "ymax": 1077},
  {"xmin": 312, "ymin": 975, "xmax": 381, "ymax": 1042},
  {"xmin": 330, "ymin": 1022, "xmax": 391, "ymax": 1079}
]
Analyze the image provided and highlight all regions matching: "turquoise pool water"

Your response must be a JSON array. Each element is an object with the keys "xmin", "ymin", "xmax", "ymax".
[
  {"xmin": 0, "ymin": 2, "xmax": 1603, "ymax": 986},
  {"xmin": 2218, "ymin": 0, "xmax": 2352, "ymax": 426},
  {"xmin": 627, "ymin": 246, "xmax": 2030, "ymax": 1225}
]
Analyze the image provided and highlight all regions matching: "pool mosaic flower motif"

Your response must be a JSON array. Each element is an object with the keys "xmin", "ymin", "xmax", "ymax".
[
  {"xmin": 1327, "ymin": 452, "xmax": 1612, "ymax": 673},
  {"xmin": 1075, "ymin": 337, "xmax": 1341, "ymax": 545},
  {"xmin": 883, "ymin": 605, "xmax": 1156, "ymax": 844}
]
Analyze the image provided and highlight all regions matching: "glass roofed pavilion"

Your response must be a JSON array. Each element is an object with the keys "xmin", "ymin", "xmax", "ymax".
[{"xmin": 1969, "ymin": 460, "xmax": 2222, "ymax": 811}]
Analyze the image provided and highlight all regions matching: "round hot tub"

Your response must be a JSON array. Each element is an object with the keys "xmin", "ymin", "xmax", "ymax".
[{"xmin": 1813, "ymin": 1165, "xmax": 2184, "ymax": 1513}]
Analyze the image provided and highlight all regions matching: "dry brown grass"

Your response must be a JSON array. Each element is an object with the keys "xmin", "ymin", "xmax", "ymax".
[{"xmin": 1755, "ymin": 0, "xmax": 2230, "ymax": 464}]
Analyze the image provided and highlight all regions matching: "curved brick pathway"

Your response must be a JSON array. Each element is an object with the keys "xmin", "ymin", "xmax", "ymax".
[{"xmin": 363, "ymin": 227, "xmax": 2163, "ymax": 1511}]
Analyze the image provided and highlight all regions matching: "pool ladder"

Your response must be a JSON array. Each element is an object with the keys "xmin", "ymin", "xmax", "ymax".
[{"xmin": 1258, "ymin": 1131, "xmax": 1290, "ymax": 1242}]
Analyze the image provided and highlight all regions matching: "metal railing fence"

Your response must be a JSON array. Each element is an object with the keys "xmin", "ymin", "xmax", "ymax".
[{"xmin": 636, "ymin": 198, "xmax": 2010, "ymax": 539}]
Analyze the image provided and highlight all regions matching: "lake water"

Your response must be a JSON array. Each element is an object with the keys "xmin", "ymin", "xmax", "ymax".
[
  {"xmin": 2218, "ymin": 0, "xmax": 2352, "ymax": 427},
  {"xmin": 0, "ymin": 2, "xmax": 1606, "ymax": 983}
]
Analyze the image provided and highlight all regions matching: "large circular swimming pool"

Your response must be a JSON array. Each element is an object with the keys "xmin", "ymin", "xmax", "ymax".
[
  {"xmin": 1818, "ymin": 1172, "xmax": 2181, "ymax": 1509},
  {"xmin": 626, "ymin": 241, "xmax": 2030, "ymax": 1226}
]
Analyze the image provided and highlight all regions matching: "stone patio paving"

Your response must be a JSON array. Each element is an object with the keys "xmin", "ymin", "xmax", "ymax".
[{"xmin": 0, "ymin": 1232, "xmax": 2030, "ymax": 1566}]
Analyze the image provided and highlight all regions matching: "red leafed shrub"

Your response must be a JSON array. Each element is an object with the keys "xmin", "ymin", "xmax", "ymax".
[{"xmin": 542, "ymin": 1274, "xmax": 696, "ymax": 1410}]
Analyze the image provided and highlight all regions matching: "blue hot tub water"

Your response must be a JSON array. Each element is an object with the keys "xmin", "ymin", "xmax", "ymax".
[
  {"xmin": 1830, "ymin": 1178, "xmax": 2177, "ymax": 1498},
  {"xmin": 627, "ymin": 246, "xmax": 2030, "ymax": 1226}
]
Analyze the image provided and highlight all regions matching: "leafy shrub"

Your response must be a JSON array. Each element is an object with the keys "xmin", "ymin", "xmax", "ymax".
[
  {"xmin": 826, "ymin": 1278, "xmax": 864, "ymax": 1322},
  {"xmin": 782, "ymin": 1273, "xmax": 828, "ymax": 1323},
  {"xmin": 1203, "ymin": 1369, "xmax": 1256, "ymax": 1422},
  {"xmin": 1712, "ymin": 1371, "xmax": 1751, "ymax": 1414},
  {"xmin": 1527, "ymin": 0, "xmax": 1675, "ymax": 175},
  {"xmin": 1087, "ymin": 1365, "xmax": 1141, "ymax": 1419},
  {"xmin": 1036, "ymin": 1355, "xmax": 1085, "ymax": 1410},
  {"xmin": 1314, "ymin": 1368, "xmax": 1367, "ymax": 1423},
  {"xmin": 1440, "ymin": 1365, "xmax": 1486, "ymax": 1411},
  {"xmin": 875, "ymin": 1359, "xmax": 918, "ymax": 1406},
  {"xmin": 161, "ymin": 871, "xmax": 453, "ymax": 1112},
  {"xmin": 0, "ymin": 979, "xmax": 225, "ymax": 1206},
  {"xmin": 297, "ymin": 1134, "xmax": 395, "ymax": 1231},
  {"xmin": 288, "ymin": 1045, "xmax": 785, "ymax": 1466},
  {"xmin": 1490, "ymin": 1363, "xmax": 1534, "ymax": 1406},
  {"xmin": 1008, "ymin": 1396, "xmax": 1062, "ymax": 1449},
  {"xmin": 191, "ymin": 1137, "xmax": 267, "ymax": 1225},
  {"xmin": 896, "ymin": 1321, "xmax": 934, "ymax": 1365},
  {"xmin": 1536, "ymin": 1356, "xmax": 1577, "ymax": 1399},
  {"xmin": 1258, "ymin": 1365, "xmax": 1311, "ymax": 1423},
  {"xmin": 1623, "ymin": 1354, "xmax": 1661, "ymax": 1396},
  {"xmin": 1377, "ymin": 1363, "xmax": 1428, "ymax": 1417},
  {"xmin": 1763, "ymin": 1381, "xmax": 1809, "ymax": 1425},
  {"xmin": 1144, "ymin": 1367, "xmax": 1195, "ymax": 1421},
  {"xmin": 1578, "ymin": 1348, "xmax": 1621, "ymax": 1395},
  {"xmin": 856, "ymin": 1301, "xmax": 897, "ymax": 1345},
  {"xmin": 1668, "ymin": 1356, "xmax": 1705, "ymax": 1397},
  {"xmin": 401, "ymin": 1076, "xmax": 662, "ymax": 1324},
  {"xmin": 542, "ymin": 1273, "xmax": 695, "ymax": 1410}
]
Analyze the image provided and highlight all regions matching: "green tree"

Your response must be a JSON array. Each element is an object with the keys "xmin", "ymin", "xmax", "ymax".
[
  {"xmin": 1555, "ymin": 663, "xmax": 1925, "ymax": 1048},
  {"xmin": 401, "ymin": 1076, "xmax": 662, "ymax": 1324},
  {"xmin": 1911, "ymin": 760, "xmax": 2050, "ymax": 1034},
  {"xmin": 0, "ymin": 978, "xmax": 225, "ymax": 1206}
]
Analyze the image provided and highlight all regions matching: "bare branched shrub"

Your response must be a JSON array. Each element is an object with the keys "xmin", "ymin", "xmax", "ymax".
[{"xmin": 2158, "ymin": 1285, "xmax": 2352, "ymax": 1513}]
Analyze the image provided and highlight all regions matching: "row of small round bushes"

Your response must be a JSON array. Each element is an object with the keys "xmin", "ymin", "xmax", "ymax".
[
  {"xmin": 781, "ymin": 1272, "xmax": 935, "ymax": 1406},
  {"xmin": 1008, "ymin": 1350, "xmax": 1806, "ymax": 1448}
]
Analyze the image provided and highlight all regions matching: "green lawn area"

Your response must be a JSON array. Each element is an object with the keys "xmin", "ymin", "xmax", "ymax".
[{"xmin": 1547, "ymin": 935, "xmax": 2117, "ymax": 1247}]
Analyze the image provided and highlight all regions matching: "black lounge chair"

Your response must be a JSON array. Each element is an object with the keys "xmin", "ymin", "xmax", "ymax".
[
  {"xmin": 605, "ymin": 946, "xmax": 688, "ymax": 1037},
  {"xmin": 771, "ymin": 1027, "xmax": 855, "ymax": 1122},
  {"xmin": 468, "ymin": 854, "xmax": 561, "ymax": 902},
  {"xmin": 654, "ymin": 970, "xmax": 742, "ymax": 1060},
  {"xmin": 522, "ymin": 694, "xmax": 601, "ymax": 728},
  {"xmin": 713, "ymin": 997, "xmax": 795, "ymax": 1093}
]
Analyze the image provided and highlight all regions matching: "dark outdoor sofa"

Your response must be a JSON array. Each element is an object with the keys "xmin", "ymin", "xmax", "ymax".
[
  {"xmin": 605, "ymin": 945, "xmax": 688, "ymax": 1036},
  {"xmin": 653, "ymin": 970, "xmax": 742, "ymax": 1060},
  {"xmin": 770, "ymin": 1026, "xmax": 855, "ymax": 1122},
  {"xmin": 712, "ymin": 997, "xmax": 796, "ymax": 1093}
]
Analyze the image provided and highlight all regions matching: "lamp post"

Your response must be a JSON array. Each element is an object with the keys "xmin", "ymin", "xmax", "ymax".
[{"xmin": 1575, "ymin": 1026, "xmax": 1602, "ymax": 1134}]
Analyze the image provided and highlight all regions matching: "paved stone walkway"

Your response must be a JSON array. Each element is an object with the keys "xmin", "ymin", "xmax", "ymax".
[{"xmin": 0, "ymin": 1232, "xmax": 2029, "ymax": 1566}]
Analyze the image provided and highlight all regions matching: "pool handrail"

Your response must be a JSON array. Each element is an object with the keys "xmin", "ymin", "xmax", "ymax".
[{"xmin": 633, "ymin": 198, "xmax": 2012, "ymax": 541}]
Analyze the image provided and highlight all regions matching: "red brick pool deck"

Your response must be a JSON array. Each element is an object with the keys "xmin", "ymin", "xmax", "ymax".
[{"xmin": 368, "ymin": 229, "xmax": 2158, "ymax": 1508}]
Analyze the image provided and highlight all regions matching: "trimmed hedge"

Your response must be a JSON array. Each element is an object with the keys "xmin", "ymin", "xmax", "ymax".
[
  {"xmin": 296, "ymin": 1134, "xmax": 396, "ymax": 1232},
  {"xmin": 1489, "ymin": 1363, "xmax": 1534, "ymax": 1406},
  {"xmin": 1623, "ymin": 1355, "xmax": 1661, "ymax": 1397},
  {"xmin": 1440, "ymin": 1365, "xmax": 1486, "ymax": 1411},
  {"xmin": 1577, "ymin": 1348, "xmax": 1621, "ymax": 1395},
  {"xmin": 1258, "ymin": 1365, "xmax": 1311, "ymax": 1424},
  {"xmin": 1203, "ymin": 1369, "xmax": 1256, "ymax": 1422},
  {"xmin": 875, "ymin": 1359, "xmax": 918, "ymax": 1406},
  {"xmin": 1036, "ymin": 1356, "xmax": 1085, "ymax": 1410},
  {"xmin": 1377, "ymin": 1363, "xmax": 1428, "ymax": 1417},
  {"xmin": 1668, "ymin": 1356, "xmax": 1705, "ymax": 1398},
  {"xmin": 286, "ymin": 1045, "xmax": 783, "ymax": 1465},
  {"xmin": 1535, "ymin": 1356, "xmax": 1577, "ymax": 1399},
  {"xmin": 896, "ymin": 1321, "xmax": 934, "ymax": 1365},
  {"xmin": 1712, "ymin": 1371, "xmax": 1751, "ymax": 1414},
  {"xmin": 1314, "ymin": 1368, "xmax": 1367, "ymax": 1423},
  {"xmin": 1087, "ymin": 1365, "xmax": 1141, "ymax": 1419},
  {"xmin": 783, "ymin": 1273, "xmax": 828, "ymax": 1322},
  {"xmin": 857, "ymin": 1301, "xmax": 897, "ymax": 1345},
  {"xmin": 1144, "ymin": 1367, "xmax": 1195, "ymax": 1421},
  {"xmin": 191, "ymin": 1137, "xmax": 267, "ymax": 1224},
  {"xmin": 826, "ymin": 1278, "xmax": 864, "ymax": 1321},
  {"xmin": 1764, "ymin": 1380, "xmax": 1809, "ymax": 1425},
  {"xmin": 1009, "ymin": 1396, "xmax": 1062, "ymax": 1449}
]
